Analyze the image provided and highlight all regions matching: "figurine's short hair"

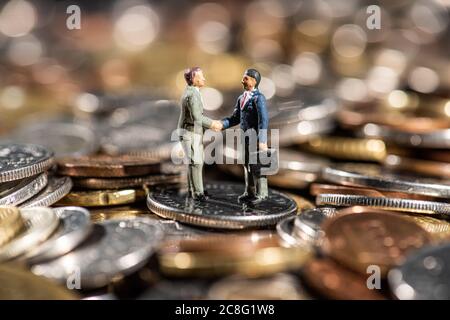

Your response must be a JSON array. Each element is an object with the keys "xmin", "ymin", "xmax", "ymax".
[
  {"xmin": 184, "ymin": 67, "xmax": 201, "ymax": 86},
  {"xmin": 244, "ymin": 68, "xmax": 261, "ymax": 88}
]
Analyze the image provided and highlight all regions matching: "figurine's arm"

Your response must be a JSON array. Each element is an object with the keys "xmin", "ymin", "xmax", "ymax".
[
  {"xmin": 221, "ymin": 98, "xmax": 241, "ymax": 129},
  {"xmin": 190, "ymin": 93, "xmax": 213, "ymax": 129},
  {"xmin": 256, "ymin": 94, "xmax": 269, "ymax": 144}
]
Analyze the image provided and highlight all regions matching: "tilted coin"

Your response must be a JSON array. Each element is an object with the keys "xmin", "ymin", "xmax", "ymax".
[
  {"xmin": 56, "ymin": 189, "xmax": 146, "ymax": 207},
  {"xmin": 322, "ymin": 207, "xmax": 432, "ymax": 276},
  {"xmin": 0, "ymin": 263, "xmax": 78, "ymax": 300},
  {"xmin": 25, "ymin": 206, "xmax": 92, "ymax": 264},
  {"xmin": 0, "ymin": 207, "xmax": 59, "ymax": 262},
  {"xmin": 323, "ymin": 163, "xmax": 450, "ymax": 198},
  {"xmin": 89, "ymin": 206, "xmax": 148, "ymax": 222},
  {"xmin": 72, "ymin": 173, "xmax": 184, "ymax": 190},
  {"xmin": 147, "ymin": 182, "xmax": 297, "ymax": 229},
  {"xmin": 276, "ymin": 216, "xmax": 308, "ymax": 248},
  {"xmin": 0, "ymin": 143, "xmax": 54, "ymax": 183},
  {"xmin": 208, "ymin": 274, "xmax": 311, "ymax": 300},
  {"xmin": 293, "ymin": 207, "xmax": 337, "ymax": 244},
  {"xmin": 302, "ymin": 258, "xmax": 385, "ymax": 300},
  {"xmin": 0, "ymin": 206, "xmax": 24, "ymax": 247},
  {"xmin": 0, "ymin": 173, "xmax": 48, "ymax": 206},
  {"xmin": 20, "ymin": 176, "xmax": 73, "ymax": 208},
  {"xmin": 57, "ymin": 155, "xmax": 161, "ymax": 178},
  {"xmin": 317, "ymin": 193, "xmax": 450, "ymax": 215},
  {"xmin": 10, "ymin": 122, "xmax": 99, "ymax": 158},
  {"xmin": 389, "ymin": 243, "xmax": 450, "ymax": 300},
  {"xmin": 31, "ymin": 218, "xmax": 164, "ymax": 289},
  {"xmin": 384, "ymin": 154, "xmax": 450, "ymax": 179}
]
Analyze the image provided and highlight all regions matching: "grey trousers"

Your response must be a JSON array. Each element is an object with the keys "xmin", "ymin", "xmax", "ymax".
[{"xmin": 180, "ymin": 133, "xmax": 204, "ymax": 196}]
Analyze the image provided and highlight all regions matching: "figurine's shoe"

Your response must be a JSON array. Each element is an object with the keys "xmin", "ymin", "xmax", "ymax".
[
  {"xmin": 248, "ymin": 196, "xmax": 268, "ymax": 206},
  {"xmin": 193, "ymin": 194, "xmax": 209, "ymax": 202},
  {"xmin": 238, "ymin": 193, "xmax": 256, "ymax": 203}
]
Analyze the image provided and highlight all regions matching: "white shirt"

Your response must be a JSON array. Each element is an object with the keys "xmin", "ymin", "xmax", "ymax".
[{"xmin": 240, "ymin": 89, "xmax": 255, "ymax": 109}]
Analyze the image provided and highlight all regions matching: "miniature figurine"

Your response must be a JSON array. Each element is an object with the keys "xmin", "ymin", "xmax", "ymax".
[{"xmin": 217, "ymin": 68, "xmax": 269, "ymax": 205}]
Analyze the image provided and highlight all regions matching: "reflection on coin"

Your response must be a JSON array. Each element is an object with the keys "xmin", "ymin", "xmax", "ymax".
[
  {"xmin": 25, "ymin": 207, "xmax": 92, "ymax": 264},
  {"xmin": 208, "ymin": 274, "xmax": 311, "ymax": 300},
  {"xmin": 0, "ymin": 206, "xmax": 24, "ymax": 247},
  {"xmin": 276, "ymin": 216, "xmax": 308, "ymax": 248},
  {"xmin": 31, "ymin": 218, "xmax": 163, "ymax": 289},
  {"xmin": 0, "ymin": 143, "xmax": 54, "ymax": 183},
  {"xmin": 57, "ymin": 155, "xmax": 161, "ymax": 177},
  {"xmin": 293, "ymin": 207, "xmax": 337, "ymax": 244},
  {"xmin": 0, "ymin": 173, "xmax": 48, "ymax": 206},
  {"xmin": 323, "ymin": 163, "xmax": 450, "ymax": 198},
  {"xmin": 384, "ymin": 154, "xmax": 450, "ymax": 179},
  {"xmin": 0, "ymin": 207, "xmax": 59, "ymax": 262},
  {"xmin": 302, "ymin": 259, "xmax": 385, "ymax": 300},
  {"xmin": 10, "ymin": 122, "xmax": 98, "ymax": 158},
  {"xmin": 57, "ymin": 189, "xmax": 146, "ymax": 207},
  {"xmin": 0, "ymin": 263, "xmax": 78, "ymax": 300},
  {"xmin": 323, "ymin": 207, "xmax": 432, "ymax": 276},
  {"xmin": 389, "ymin": 243, "xmax": 450, "ymax": 300},
  {"xmin": 147, "ymin": 182, "xmax": 297, "ymax": 229},
  {"xmin": 20, "ymin": 176, "xmax": 72, "ymax": 208}
]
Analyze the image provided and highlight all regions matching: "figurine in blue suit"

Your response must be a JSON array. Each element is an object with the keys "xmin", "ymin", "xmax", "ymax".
[{"xmin": 219, "ymin": 69, "xmax": 269, "ymax": 205}]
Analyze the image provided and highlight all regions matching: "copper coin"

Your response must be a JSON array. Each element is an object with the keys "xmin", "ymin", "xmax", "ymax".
[
  {"xmin": 302, "ymin": 258, "xmax": 385, "ymax": 300},
  {"xmin": 57, "ymin": 155, "xmax": 161, "ymax": 177},
  {"xmin": 384, "ymin": 155, "xmax": 450, "ymax": 179},
  {"xmin": 72, "ymin": 173, "xmax": 184, "ymax": 190},
  {"xmin": 310, "ymin": 183, "xmax": 438, "ymax": 201},
  {"xmin": 322, "ymin": 207, "xmax": 431, "ymax": 277}
]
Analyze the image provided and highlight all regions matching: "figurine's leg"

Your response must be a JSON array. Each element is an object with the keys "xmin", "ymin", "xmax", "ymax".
[
  {"xmin": 244, "ymin": 164, "xmax": 256, "ymax": 195},
  {"xmin": 180, "ymin": 136, "xmax": 194, "ymax": 197},
  {"xmin": 191, "ymin": 135, "xmax": 205, "ymax": 197}
]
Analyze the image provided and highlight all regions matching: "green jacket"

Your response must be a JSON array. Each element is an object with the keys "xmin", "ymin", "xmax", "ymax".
[{"xmin": 178, "ymin": 85, "xmax": 213, "ymax": 135}]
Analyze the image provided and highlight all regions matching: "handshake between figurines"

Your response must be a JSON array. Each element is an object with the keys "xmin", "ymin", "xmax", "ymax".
[{"xmin": 210, "ymin": 120, "xmax": 223, "ymax": 132}]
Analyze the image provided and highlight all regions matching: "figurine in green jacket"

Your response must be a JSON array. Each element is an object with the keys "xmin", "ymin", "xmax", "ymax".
[{"xmin": 178, "ymin": 67, "xmax": 222, "ymax": 202}]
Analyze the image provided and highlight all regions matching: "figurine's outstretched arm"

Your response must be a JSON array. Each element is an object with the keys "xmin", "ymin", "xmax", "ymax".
[
  {"xmin": 221, "ymin": 98, "xmax": 241, "ymax": 129},
  {"xmin": 189, "ymin": 92, "xmax": 213, "ymax": 129}
]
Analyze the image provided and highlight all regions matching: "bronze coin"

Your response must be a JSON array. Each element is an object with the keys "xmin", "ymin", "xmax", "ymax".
[
  {"xmin": 57, "ymin": 155, "xmax": 161, "ymax": 177},
  {"xmin": 322, "ymin": 207, "xmax": 432, "ymax": 277},
  {"xmin": 384, "ymin": 155, "xmax": 450, "ymax": 179},
  {"xmin": 310, "ymin": 183, "xmax": 438, "ymax": 201},
  {"xmin": 302, "ymin": 258, "xmax": 385, "ymax": 300},
  {"xmin": 73, "ymin": 173, "xmax": 184, "ymax": 190}
]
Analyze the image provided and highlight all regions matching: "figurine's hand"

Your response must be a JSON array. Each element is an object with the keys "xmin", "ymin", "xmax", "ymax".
[
  {"xmin": 211, "ymin": 120, "xmax": 223, "ymax": 132},
  {"xmin": 258, "ymin": 142, "xmax": 268, "ymax": 151}
]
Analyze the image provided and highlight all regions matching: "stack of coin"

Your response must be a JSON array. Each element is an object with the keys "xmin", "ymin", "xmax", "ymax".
[{"xmin": 56, "ymin": 154, "xmax": 185, "ymax": 208}]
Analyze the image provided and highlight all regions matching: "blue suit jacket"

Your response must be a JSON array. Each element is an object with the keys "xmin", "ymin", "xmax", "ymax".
[{"xmin": 221, "ymin": 89, "xmax": 269, "ymax": 143}]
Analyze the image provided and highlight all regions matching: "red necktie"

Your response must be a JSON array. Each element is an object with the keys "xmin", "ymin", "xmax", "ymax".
[{"xmin": 241, "ymin": 92, "xmax": 248, "ymax": 109}]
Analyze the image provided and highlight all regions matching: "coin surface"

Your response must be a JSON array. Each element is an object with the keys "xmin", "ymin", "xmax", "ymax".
[
  {"xmin": 384, "ymin": 154, "xmax": 450, "ymax": 179},
  {"xmin": 276, "ymin": 216, "xmax": 308, "ymax": 248},
  {"xmin": 57, "ymin": 155, "xmax": 161, "ymax": 177},
  {"xmin": 0, "ymin": 207, "xmax": 59, "ymax": 261},
  {"xmin": 0, "ymin": 206, "xmax": 24, "ymax": 247},
  {"xmin": 316, "ymin": 193, "xmax": 450, "ymax": 215},
  {"xmin": 147, "ymin": 182, "xmax": 297, "ymax": 229},
  {"xmin": 56, "ymin": 189, "xmax": 145, "ymax": 207},
  {"xmin": 389, "ymin": 243, "xmax": 450, "ymax": 300},
  {"xmin": 293, "ymin": 207, "xmax": 337, "ymax": 244},
  {"xmin": 0, "ymin": 263, "xmax": 78, "ymax": 300},
  {"xmin": 20, "ymin": 176, "xmax": 72, "ymax": 208},
  {"xmin": 25, "ymin": 206, "xmax": 92, "ymax": 264},
  {"xmin": 72, "ymin": 173, "xmax": 184, "ymax": 190},
  {"xmin": 323, "ymin": 163, "xmax": 450, "ymax": 198},
  {"xmin": 302, "ymin": 258, "xmax": 385, "ymax": 300},
  {"xmin": 0, "ymin": 173, "xmax": 48, "ymax": 206},
  {"xmin": 31, "ymin": 218, "xmax": 163, "ymax": 289},
  {"xmin": 322, "ymin": 207, "xmax": 432, "ymax": 276},
  {"xmin": 0, "ymin": 143, "xmax": 54, "ymax": 183}
]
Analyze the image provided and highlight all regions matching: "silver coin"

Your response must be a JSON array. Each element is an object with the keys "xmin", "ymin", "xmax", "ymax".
[
  {"xmin": 361, "ymin": 123, "xmax": 450, "ymax": 149},
  {"xmin": 0, "ymin": 207, "xmax": 59, "ymax": 262},
  {"xmin": 0, "ymin": 173, "xmax": 48, "ymax": 206},
  {"xmin": 322, "ymin": 163, "xmax": 450, "ymax": 198},
  {"xmin": 293, "ymin": 207, "xmax": 337, "ymax": 243},
  {"xmin": 389, "ymin": 243, "xmax": 450, "ymax": 300},
  {"xmin": 147, "ymin": 182, "xmax": 297, "ymax": 229},
  {"xmin": 25, "ymin": 206, "xmax": 92, "ymax": 264},
  {"xmin": 317, "ymin": 193, "xmax": 450, "ymax": 215},
  {"xmin": 10, "ymin": 122, "xmax": 99, "ymax": 158},
  {"xmin": 276, "ymin": 216, "xmax": 308, "ymax": 248},
  {"xmin": 31, "ymin": 218, "xmax": 164, "ymax": 289},
  {"xmin": 0, "ymin": 143, "xmax": 54, "ymax": 183},
  {"xmin": 20, "ymin": 176, "xmax": 72, "ymax": 208}
]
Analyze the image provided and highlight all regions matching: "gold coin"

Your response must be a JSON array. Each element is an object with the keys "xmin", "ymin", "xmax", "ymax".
[
  {"xmin": 0, "ymin": 263, "xmax": 78, "ymax": 299},
  {"xmin": 89, "ymin": 206, "xmax": 150, "ymax": 222},
  {"xmin": 56, "ymin": 189, "xmax": 146, "ymax": 207},
  {"xmin": 0, "ymin": 206, "xmax": 24, "ymax": 247},
  {"xmin": 302, "ymin": 136, "xmax": 386, "ymax": 162}
]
